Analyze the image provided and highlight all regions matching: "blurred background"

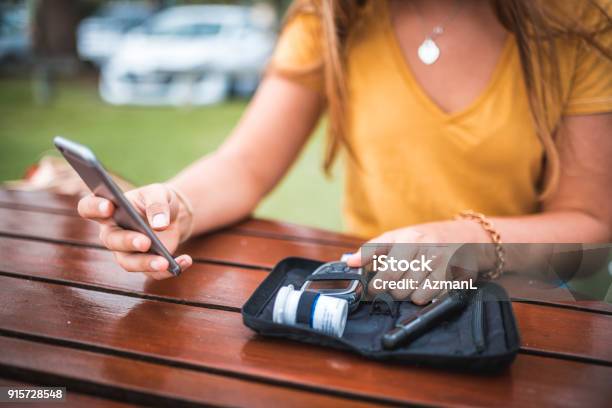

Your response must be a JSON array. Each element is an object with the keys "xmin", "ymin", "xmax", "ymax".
[{"xmin": 0, "ymin": 0, "xmax": 343, "ymax": 231}]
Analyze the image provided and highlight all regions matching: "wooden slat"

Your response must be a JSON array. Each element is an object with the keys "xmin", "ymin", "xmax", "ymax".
[
  {"xmin": 0, "ymin": 207, "xmax": 352, "ymax": 268},
  {"xmin": 0, "ymin": 336, "xmax": 375, "ymax": 408},
  {"xmin": 181, "ymin": 231, "xmax": 352, "ymax": 268},
  {"xmin": 0, "ymin": 189, "xmax": 78, "ymax": 214},
  {"xmin": 0, "ymin": 378, "xmax": 135, "ymax": 408},
  {"xmin": 0, "ymin": 189, "xmax": 362, "ymax": 246},
  {"xmin": 0, "ymin": 235, "xmax": 264, "ymax": 310},
  {"xmin": 231, "ymin": 218, "xmax": 363, "ymax": 247},
  {"xmin": 512, "ymin": 303, "xmax": 612, "ymax": 363},
  {"xmin": 1, "ymin": 235, "xmax": 611, "ymax": 364},
  {"xmin": 1, "ymin": 276, "xmax": 611, "ymax": 407},
  {"xmin": 499, "ymin": 274, "xmax": 612, "ymax": 314}
]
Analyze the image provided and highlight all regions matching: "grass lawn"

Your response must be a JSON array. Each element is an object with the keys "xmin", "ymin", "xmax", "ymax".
[{"xmin": 0, "ymin": 78, "xmax": 344, "ymax": 231}]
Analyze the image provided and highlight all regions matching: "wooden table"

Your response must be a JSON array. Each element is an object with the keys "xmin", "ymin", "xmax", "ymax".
[{"xmin": 0, "ymin": 190, "xmax": 610, "ymax": 407}]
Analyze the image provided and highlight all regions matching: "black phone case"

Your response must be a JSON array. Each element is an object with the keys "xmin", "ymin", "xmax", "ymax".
[{"xmin": 242, "ymin": 257, "xmax": 521, "ymax": 372}]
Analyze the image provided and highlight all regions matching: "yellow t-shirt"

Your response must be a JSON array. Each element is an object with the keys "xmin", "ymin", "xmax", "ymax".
[{"xmin": 270, "ymin": 0, "xmax": 612, "ymax": 238}]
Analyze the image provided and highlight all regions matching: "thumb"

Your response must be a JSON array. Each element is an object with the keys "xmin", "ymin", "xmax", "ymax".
[
  {"xmin": 141, "ymin": 184, "xmax": 177, "ymax": 231},
  {"xmin": 345, "ymin": 250, "xmax": 362, "ymax": 267},
  {"xmin": 347, "ymin": 232, "xmax": 395, "ymax": 267}
]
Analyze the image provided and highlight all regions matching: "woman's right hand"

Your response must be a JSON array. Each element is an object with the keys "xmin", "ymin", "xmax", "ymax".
[{"xmin": 77, "ymin": 183, "xmax": 193, "ymax": 279}]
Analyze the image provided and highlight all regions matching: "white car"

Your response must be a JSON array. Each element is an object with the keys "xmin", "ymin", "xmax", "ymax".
[
  {"xmin": 99, "ymin": 4, "xmax": 276, "ymax": 106},
  {"xmin": 77, "ymin": 2, "xmax": 154, "ymax": 65}
]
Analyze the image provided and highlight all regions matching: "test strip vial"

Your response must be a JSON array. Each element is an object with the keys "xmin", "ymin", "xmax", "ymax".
[{"xmin": 273, "ymin": 285, "xmax": 348, "ymax": 337}]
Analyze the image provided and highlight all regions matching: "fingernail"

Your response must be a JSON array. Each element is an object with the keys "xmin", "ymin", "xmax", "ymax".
[
  {"xmin": 133, "ymin": 236, "xmax": 148, "ymax": 251},
  {"xmin": 98, "ymin": 200, "xmax": 110, "ymax": 214},
  {"xmin": 150, "ymin": 259, "xmax": 165, "ymax": 271},
  {"xmin": 151, "ymin": 213, "xmax": 168, "ymax": 228},
  {"xmin": 178, "ymin": 255, "xmax": 192, "ymax": 267}
]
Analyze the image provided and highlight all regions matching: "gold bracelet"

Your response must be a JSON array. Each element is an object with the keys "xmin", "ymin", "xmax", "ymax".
[{"xmin": 455, "ymin": 210, "xmax": 505, "ymax": 280}]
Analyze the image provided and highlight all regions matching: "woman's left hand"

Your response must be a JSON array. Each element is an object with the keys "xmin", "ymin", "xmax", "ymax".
[{"xmin": 346, "ymin": 220, "xmax": 492, "ymax": 304}]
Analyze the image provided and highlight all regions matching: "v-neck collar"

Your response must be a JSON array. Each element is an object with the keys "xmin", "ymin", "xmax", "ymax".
[{"xmin": 381, "ymin": 0, "xmax": 515, "ymax": 123}]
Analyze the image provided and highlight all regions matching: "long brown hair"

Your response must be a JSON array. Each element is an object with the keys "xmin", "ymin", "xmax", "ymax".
[{"xmin": 284, "ymin": 0, "xmax": 611, "ymax": 198}]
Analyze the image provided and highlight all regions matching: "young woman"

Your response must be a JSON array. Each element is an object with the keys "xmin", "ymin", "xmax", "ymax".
[{"xmin": 78, "ymin": 0, "xmax": 611, "ymax": 303}]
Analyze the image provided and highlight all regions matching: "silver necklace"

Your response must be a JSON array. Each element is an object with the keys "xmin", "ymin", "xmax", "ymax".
[{"xmin": 413, "ymin": 0, "xmax": 463, "ymax": 65}]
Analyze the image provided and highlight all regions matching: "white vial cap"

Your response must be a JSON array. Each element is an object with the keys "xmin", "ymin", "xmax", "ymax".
[{"xmin": 273, "ymin": 284, "xmax": 294, "ymax": 324}]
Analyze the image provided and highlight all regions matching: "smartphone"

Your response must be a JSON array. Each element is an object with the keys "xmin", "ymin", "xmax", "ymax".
[{"xmin": 54, "ymin": 136, "xmax": 182, "ymax": 276}]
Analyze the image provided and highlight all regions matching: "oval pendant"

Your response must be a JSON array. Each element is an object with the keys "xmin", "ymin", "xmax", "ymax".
[{"xmin": 417, "ymin": 38, "xmax": 440, "ymax": 65}]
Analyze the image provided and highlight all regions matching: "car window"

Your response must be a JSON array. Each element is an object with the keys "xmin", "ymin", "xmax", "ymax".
[
  {"xmin": 100, "ymin": 4, "xmax": 151, "ymax": 20},
  {"xmin": 148, "ymin": 23, "xmax": 222, "ymax": 37},
  {"xmin": 116, "ymin": 17, "xmax": 147, "ymax": 31}
]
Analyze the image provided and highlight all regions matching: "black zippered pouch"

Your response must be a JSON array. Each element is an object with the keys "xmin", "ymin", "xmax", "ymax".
[{"xmin": 242, "ymin": 257, "xmax": 520, "ymax": 372}]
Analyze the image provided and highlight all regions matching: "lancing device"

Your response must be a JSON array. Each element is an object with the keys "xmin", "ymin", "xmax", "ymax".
[{"xmin": 382, "ymin": 289, "xmax": 470, "ymax": 350}]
